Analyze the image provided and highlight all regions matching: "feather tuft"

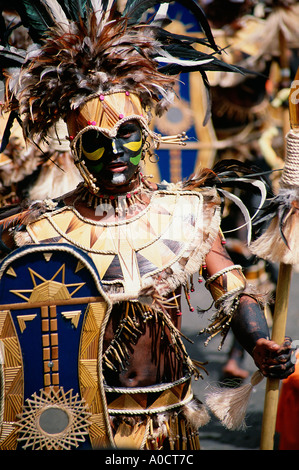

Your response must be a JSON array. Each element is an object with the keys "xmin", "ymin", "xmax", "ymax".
[{"xmin": 205, "ymin": 371, "xmax": 264, "ymax": 430}]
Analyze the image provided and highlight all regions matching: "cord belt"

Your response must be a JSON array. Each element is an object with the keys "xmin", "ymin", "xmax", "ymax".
[{"xmin": 104, "ymin": 375, "xmax": 193, "ymax": 415}]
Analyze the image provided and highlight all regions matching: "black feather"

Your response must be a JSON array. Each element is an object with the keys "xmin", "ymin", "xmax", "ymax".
[
  {"xmin": 155, "ymin": 28, "xmax": 212, "ymax": 48},
  {"xmin": 0, "ymin": 110, "xmax": 19, "ymax": 153},
  {"xmin": 200, "ymin": 159, "xmax": 270, "ymax": 195},
  {"xmin": 0, "ymin": 48, "xmax": 26, "ymax": 68},
  {"xmin": 123, "ymin": 0, "xmax": 219, "ymax": 51},
  {"xmin": 12, "ymin": 0, "xmax": 55, "ymax": 42},
  {"xmin": 57, "ymin": 0, "xmax": 89, "ymax": 21},
  {"xmin": 279, "ymin": 206, "xmax": 292, "ymax": 248}
]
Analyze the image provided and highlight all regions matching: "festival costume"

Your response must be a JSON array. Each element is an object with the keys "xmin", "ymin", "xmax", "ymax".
[{"xmin": 0, "ymin": 1, "xmax": 265, "ymax": 450}]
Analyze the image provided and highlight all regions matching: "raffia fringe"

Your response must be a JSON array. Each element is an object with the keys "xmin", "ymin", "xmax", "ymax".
[
  {"xmin": 111, "ymin": 398, "xmax": 210, "ymax": 450},
  {"xmin": 250, "ymin": 209, "xmax": 299, "ymax": 264},
  {"xmin": 251, "ymin": 129, "xmax": 299, "ymax": 264},
  {"xmin": 205, "ymin": 370, "xmax": 264, "ymax": 430}
]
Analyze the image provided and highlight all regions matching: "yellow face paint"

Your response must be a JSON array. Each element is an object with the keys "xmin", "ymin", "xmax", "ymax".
[
  {"xmin": 82, "ymin": 146, "xmax": 105, "ymax": 161},
  {"xmin": 123, "ymin": 138, "xmax": 142, "ymax": 152}
]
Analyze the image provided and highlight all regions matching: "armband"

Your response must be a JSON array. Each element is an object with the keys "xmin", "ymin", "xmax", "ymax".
[
  {"xmin": 205, "ymin": 264, "xmax": 246, "ymax": 307},
  {"xmin": 200, "ymin": 265, "xmax": 247, "ymax": 348}
]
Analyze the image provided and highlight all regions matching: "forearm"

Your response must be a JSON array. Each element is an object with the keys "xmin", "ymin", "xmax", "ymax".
[
  {"xmin": 230, "ymin": 294, "xmax": 270, "ymax": 356},
  {"xmin": 205, "ymin": 232, "xmax": 270, "ymax": 355}
]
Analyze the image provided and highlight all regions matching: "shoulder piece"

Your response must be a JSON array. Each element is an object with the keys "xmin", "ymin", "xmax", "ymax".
[{"xmin": 14, "ymin": 189, "xmax": 221, "ymax": 298}]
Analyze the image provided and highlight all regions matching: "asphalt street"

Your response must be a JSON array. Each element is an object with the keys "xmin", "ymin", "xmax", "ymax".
[{"xmin": 181, "ymin": 268, "xmax": 299, "ymax": 451}]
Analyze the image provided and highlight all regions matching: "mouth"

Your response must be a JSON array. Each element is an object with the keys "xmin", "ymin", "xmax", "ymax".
[{"xmin": 106, "ymin": 162, "xmax": 128, "ymax": 172}]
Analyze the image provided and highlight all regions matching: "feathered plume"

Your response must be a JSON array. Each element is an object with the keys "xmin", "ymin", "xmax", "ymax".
[
  {"xmin": 183, "ymin": 159, "xmax": 268, "ymax": 244},
  {"xmin": 251, "ymin": 69, "xmax": 299, "ymax": 264},
  {"xmin": 1, "ymin": 0, "xmax": 246, "ymax": 144}
]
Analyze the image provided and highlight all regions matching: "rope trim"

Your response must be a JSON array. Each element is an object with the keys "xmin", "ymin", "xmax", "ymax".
[
  {"xmin": 0, "ymin": 341, "xmax": 4, "ymax": 430},
  {"xmin": 214, "ymin": 286, "xmax": 245, "ymax": 309},
  {"xmin": 107, "ymin": 393, "xmax": 194, "ymax": 416},
  {"xmin": 205, "ymin": 264, "xmax": 243, "ymax": 288},
  {"xmin": 104, "ymin": 374, "xmax": 191, "ymax": 395},
  {"xmin": 281, "ymin": 129, "xmax": 299, "ymax": 186}
]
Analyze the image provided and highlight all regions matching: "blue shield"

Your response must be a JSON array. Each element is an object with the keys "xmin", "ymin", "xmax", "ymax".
[{"xmin": 0, "ymin": 243, "xmax": 113, "ymax": 450}]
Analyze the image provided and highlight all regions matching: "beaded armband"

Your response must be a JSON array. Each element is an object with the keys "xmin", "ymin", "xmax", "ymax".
[{"xmin": 200, "ymin": 265, "xmax": 246, "ymax": 348}]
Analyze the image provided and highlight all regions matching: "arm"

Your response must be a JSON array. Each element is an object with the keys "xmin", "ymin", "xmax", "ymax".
[
  {"xmin": 231, "ymin": 296, "xmax": 294, "ymax": 378},
  {"xmin": 205, "ymin": 233, "xmax": 295, "ymax": 379}
]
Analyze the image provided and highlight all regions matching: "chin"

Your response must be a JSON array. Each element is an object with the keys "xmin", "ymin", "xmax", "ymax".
[{"xmin": 111, "ymin": 173, "xmax": 127, "ymax": 185}]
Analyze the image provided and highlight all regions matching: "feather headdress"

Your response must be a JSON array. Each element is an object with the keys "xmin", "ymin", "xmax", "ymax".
[{"xmin": 1, "ymin": 0, "xmax": 245, "ymax": 148}]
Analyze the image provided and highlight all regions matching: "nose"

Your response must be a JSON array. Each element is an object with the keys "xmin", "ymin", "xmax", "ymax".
[{"xmin": 112, "ymin": 138, "xmax": 123, "ymax": 156}]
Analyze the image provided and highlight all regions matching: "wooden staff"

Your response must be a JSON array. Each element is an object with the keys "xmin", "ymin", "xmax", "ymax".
[
  {"xmin": 260, "ymin": 263, "xmax": 292, "ymax": 449},
  {"xmin": 259, "ymin": 71, "xmax": 299, "ymax": 450}
]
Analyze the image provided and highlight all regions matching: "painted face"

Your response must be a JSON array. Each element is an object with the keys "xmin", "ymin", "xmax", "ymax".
[{"xmin": 80, "ymin": 120, "xmax": 143, "ymax": 186}]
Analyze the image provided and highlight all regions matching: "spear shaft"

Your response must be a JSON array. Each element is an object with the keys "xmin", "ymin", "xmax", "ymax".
[
  {"xmin": 260, "ymin": 69, "xmax": 299, "ymax": 450},
  {"xmin": 260, "ymin": 263, "xmax": 292, "ymax": 449}
]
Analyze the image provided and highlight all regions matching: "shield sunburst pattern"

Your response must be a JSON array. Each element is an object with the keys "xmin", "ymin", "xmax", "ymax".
[{"xmin": 17, "ymin": 387, "xmax": 91, "ymax": 450}]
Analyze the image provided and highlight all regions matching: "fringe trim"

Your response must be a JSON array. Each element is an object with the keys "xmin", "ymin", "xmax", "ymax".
[
  {"xmin": 142, "ymin": 187, "xmax": 221, "ymax": 297},
  {"xmin": 199, "ymin": 293, "xmax": 241, "ymax": 350},
  {"xmin": 250, "ymin": 185, "xmax": 299, "ymax": 265},
  {"xmin": 13, "ymin": 186, "xmax": 222, "ymax": 300},
  {"xmin": 250, "ymin": 211, "xmax": 299, "ymax": 265},
  {"xmin": 14, "ymin": 231, "xmax": 33, "ymax": 247},
  {"xmin": 110, "ymin": 397, "xmax": 209, "ymax": 450},
  {"xmin": 102, "ymin": 300, "xmax": 208, "ymax": 380}
]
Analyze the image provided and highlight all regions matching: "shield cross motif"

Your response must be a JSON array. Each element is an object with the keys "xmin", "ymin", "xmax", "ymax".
[{"xmin": 0, "ymin": 243, "xmax": 113, "ymax": 450}]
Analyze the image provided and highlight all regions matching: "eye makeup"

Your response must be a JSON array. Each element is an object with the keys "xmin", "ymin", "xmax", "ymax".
[
  {"xmin": 81, "ymin": 130, "xmax": 108, "ymax": 162},
  {"xmin": 82, "ymin": 146, "xmax": 105, "ymax": 161}
]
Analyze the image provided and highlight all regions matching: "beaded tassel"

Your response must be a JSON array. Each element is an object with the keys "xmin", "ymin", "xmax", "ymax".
[
  {"xmin": 198, "ymin": 261, "xmax": 207, "ymax": 283},
  {"xmin": 183, "ymin": 284, "xmax": 195, "ymax": 312},
  {"xmin": 172, "ymin": 291, "xmax": 182, "ymax": 316}
]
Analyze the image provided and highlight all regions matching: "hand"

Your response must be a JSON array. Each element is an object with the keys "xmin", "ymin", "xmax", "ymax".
[{"xmin": 252, "ymin": 337, "xmax": 296, "ymax": 379}]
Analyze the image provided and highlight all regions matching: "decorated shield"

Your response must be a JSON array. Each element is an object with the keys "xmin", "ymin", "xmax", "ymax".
[{"xmin": 0, "ymin": 243, "xmax": 113, "ymax": 450}]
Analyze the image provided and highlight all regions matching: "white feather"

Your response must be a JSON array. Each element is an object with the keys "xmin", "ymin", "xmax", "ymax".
[
  {"xmin": 153, "ymin": 3, "xmax": 169, "ymax": 23},
  {"xmin": 218, "ymin": 188, "xmax": 253, "ymax": 245},
  {"xmin": 90, "ymin": 0, "xmax": 114, "ymax": 29},
  {"xmin": 154, "ymin": 56, "xmax": 214, "ymax": 67},
  {"xmin": 238, "ymin": 178, "xmax": 267, "ymax": 222},
  {"xmin": 41, "ymin": 0, "xmax": 69, "ymax": 30},
  {"xmin": 89, "ymin": 0, "xmax": 104, "ymax": 26},
  {"xmin": 220, "ymin": 178, "xmax": 267, "ymax": 244}
]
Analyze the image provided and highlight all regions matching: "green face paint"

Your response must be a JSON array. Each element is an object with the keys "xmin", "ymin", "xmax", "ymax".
[
  {"xmin": 130, "ymin": 151, "xmax": 142, "ymax": 165},
  {"xmin": 124, "ymin": 136, "xmax": 142, "ymax": 165},
  {"xmin": 87, "ymin": 160, "xmax": 104, "ymax": 173}
]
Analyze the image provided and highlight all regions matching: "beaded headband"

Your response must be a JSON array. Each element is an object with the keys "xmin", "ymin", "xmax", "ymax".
[{"xmin": 67, "ymin": 92, "xmax": 148, "ymax": 140}]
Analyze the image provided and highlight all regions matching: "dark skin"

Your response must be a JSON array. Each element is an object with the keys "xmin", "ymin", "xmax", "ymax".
[{"xmin": 0, "ymin": 120, "xmax": 295, "ymax": 386}]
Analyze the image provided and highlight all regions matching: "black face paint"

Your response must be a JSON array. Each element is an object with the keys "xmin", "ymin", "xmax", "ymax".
[{"xmin": 80, "ymin": 120, "xmax": 143, "ymax": 186}]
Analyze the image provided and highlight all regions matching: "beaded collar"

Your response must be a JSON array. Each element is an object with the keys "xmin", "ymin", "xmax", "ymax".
[{"xmin": 72, "ymin": 172, "xmax": 154, "ymax": 217}]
